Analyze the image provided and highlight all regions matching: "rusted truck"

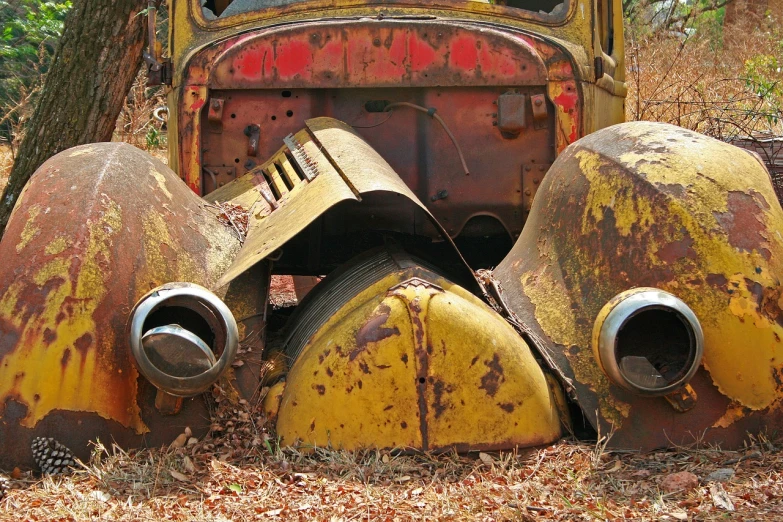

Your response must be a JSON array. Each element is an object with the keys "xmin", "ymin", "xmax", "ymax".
[{"xmin": 1, "ymin": 0, "xmax": 782, "ymax": 469}]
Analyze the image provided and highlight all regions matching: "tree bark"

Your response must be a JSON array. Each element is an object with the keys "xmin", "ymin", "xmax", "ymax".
[{"xmin": 0, "ymin": 0, "xmax": 147, "ymax": 238}]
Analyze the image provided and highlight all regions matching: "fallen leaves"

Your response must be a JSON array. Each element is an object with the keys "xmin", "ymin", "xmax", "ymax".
[{"xmin": 1, "ymin": 422, "xmax": 780, "ymax": 521}]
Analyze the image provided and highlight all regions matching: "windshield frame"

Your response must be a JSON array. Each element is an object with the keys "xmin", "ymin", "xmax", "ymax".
[{"xmin": 187, "ymin": 0, "xmax": 575, "ymax": 31}]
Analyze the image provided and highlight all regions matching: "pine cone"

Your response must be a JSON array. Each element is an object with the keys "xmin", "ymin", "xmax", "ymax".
[
  {"xmin": 31, "ymin": 437, "xmax": 76, "ymax": 475},
  {"xmin": 0, "ymin": 476, "xmax": 9, "ymax": 499}
]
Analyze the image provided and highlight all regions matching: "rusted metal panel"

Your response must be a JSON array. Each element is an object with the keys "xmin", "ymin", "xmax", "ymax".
[
  {"xmin": 175, "ymin": 20, "xmax": 584, "ymax": 244},
  {"xmin": 213, "ymin": 117, "xmax": 479, "ymax": 289},
  {"xmin": 198, "ymin": 21, "xmax": 548, "ymax": 89},
  {"xmin": 493, "ymin": 121, "xmax": 783, "ymax": 450},
  {"xmin": 0, "ymin": 143, "xmax": 241, "ymax": 468},
  {"xmin": 496, "ymin": 91, "xmax": 526, "ymax": 135}
]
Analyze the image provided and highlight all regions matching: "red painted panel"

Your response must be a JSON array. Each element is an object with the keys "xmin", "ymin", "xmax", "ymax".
[{"xmin": 189, "ymin": 21, "xmax": 550, "ymax": 89}]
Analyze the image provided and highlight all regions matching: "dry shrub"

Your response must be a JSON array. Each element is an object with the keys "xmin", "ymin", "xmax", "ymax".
[
  {"xmin": 113, "ymin": 69, "xmax": 167, "ymax": 151},
  {"xmin": 626, "ymin": 13, "xmax": 783, "ymax": 140},
  {"xmin": 0, "ymin": 142, "xmax": 11, "ymax": 193}
]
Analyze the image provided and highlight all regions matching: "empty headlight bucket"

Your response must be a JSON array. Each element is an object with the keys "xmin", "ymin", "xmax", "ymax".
[{"xmin": 593, "ymin": 288, "xmax": 704, "ymax": 396}]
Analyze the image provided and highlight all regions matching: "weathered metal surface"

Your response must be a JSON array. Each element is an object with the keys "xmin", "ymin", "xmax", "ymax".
[
  {"xmin": 494, "ymin": 121, "xmax": 783, "ymax": 450},
  {"xmin": 189, "ymin": 0, "xmax": 574, "ymax": 30},
  {"xmin": 213, "ymin": 117, "xmax": 478, "ymax": 288},
  {"xmin": 204, "ymin": 21, "xmax": 548, "ymax": 89},
  {"xmin": 0, "ymin": 143, "xmax": 241, "ymax": 468},
  {"xmin": 174, "ymin": 19, "xmax": 586, "ymax": 242},
  {"xmin": 275, "ymin": 258, "xmax": 562, "ymax": 452},
  {"xmin": 496, "ymin": 91, "xmax": 526, "ymax": 136}
]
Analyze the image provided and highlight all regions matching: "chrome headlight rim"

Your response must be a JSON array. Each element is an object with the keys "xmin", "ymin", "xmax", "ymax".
[
  {"xmin": 595, "ymin": 288, "xmax": 704, "ymax": 396},
  {"xmin": 128, "ymin": 282, "xmax": 238, "ymax": 397}
]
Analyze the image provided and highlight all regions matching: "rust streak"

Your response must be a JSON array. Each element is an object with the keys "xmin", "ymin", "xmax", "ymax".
[{"xmin": 479, "ymin": 353, "xmax": 505, "ymax": 398}]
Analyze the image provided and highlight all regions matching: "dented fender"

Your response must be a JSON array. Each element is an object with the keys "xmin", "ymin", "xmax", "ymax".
[
  {"xmin": 0, "ymin": 143, "xmax": 241, "ymax": 467},
  {"xmin": 494, "ymin": 121, "xmax": 783, "ymax": 450}
]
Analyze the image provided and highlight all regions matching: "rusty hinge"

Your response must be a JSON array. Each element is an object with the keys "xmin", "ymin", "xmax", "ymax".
[
  {"xmin": 530, "ymin": 94, "xmax": 548, "ymax": 129},
  {"xmin": 146, "ymin": 58, "xmax": 172, "ymax": 87},
  {"xmin": 208, "ymin": 99, "xmax": 225, "ymax": 133}
]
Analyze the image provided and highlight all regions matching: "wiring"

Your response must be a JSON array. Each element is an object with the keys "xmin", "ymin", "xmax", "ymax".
[{"xmin": 384, "ymin": 102, "xmax": 471, "ymax": 176}]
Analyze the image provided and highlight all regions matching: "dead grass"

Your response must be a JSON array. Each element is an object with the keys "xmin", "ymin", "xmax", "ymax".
[
  {"xmin": 626, "ymin": 16, "xmax": 783, "ymax": 139},
  {"xmin": 0, "ymin": 143, "xmax": 11, "ymax": 194},
  {"xmin": 2, "ymin": 433, "xmax": 782, "ymax": 521},
  {"xmin": 2, "ymin": 386, "xmax": 782, "ymax": 521}
]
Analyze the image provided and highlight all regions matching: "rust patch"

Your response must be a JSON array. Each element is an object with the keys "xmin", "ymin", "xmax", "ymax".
[
  {"xmin": 498, "ymin": 402, "xmax": 515, "ymax": 413},
  {"xmin": 325, "ymin": 367, "xmax": 333, "ymax": 377},
  {"xmin": 706, "ymin": 273, "xmax": 728, "ymax": 288},
  {"xmin": 757, "ymin": 283, "xmax": 783, "ymax": 328},
  {"xmin": 400, "ymin": 354, "xmax": 408, "ymax": 364},
  {"xmin": 73, "ymin": 333, "xmax": 93, "ymax": 357},
  {"xmin": 312, "ymin": 384, "xmax": 325, "ymax": 395},
  {"xmin": 350, "ymin": 305, "xmax": 399, "ymax": 362},
  {"xmin": 318, "ymin": 348, "xmax": 331, "ymax": 364},
  {"xmin": 479, "ymin": 353, "xmax": 505, "ymax": 398},
  {"xmin": 400, "ymin": 421, "xmax": 408, "ymax": 429},
  {"xmin": 383, "ymin": 405, "xmax": 393, "ymax": 411},
  {"xmin": 657, "ymin": 232, "xmax": 696, "ymax": 263},
  {"xmin": 42, "ymin": 328, "xmax": 56, "ymax": 345},
  {"xmin": 432, "ymin": 379, "xmax": 453, "ymax": 419},
  {"xmin": 358, "ymin": 361, "xmax": 372, "ymax": 374},
  {"xmin": 0, "ymin": 317, "xmax": 20, "ymax": 354},
  {"xmin": 714, "ymin": 191, "xmax": 772, "ymax": 259}
]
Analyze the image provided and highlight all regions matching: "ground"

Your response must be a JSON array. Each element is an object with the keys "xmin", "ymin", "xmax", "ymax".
[
  {"xmin": 2, "ymin": 145, "xmax": 783, "ymax": 520},
  {"xmin": 2, "ymin": 427, "xmax": 782, "ymax": 521}
]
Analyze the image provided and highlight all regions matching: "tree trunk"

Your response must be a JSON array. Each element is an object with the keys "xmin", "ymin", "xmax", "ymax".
[{"xmin": 0, "ymin": 0, "xmax": 147, "ymax": 238}]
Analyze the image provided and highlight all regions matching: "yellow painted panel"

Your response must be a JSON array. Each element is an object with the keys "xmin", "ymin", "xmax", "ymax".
[
  {"xmin": 424, "ymin": 287, "xmax": 562, "ymax": 449},
  {"xmin": 277, "ymin": 289, "xmax": 422, "ymax": 450}
]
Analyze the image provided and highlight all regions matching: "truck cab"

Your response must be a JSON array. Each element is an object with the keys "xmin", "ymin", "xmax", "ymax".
[{"xmin": 164, "ymin": 0, "xmax": 626, "ymax": 271}]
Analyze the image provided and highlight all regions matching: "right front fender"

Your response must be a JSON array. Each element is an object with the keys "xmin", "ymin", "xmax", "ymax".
[{"xmin": 494, "ymin": 121, "xmax": 783, "ymax": 450}]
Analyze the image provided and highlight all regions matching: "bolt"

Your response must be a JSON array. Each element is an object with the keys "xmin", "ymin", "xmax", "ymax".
[
  {"xmin": 539, "ymin": 165, "xmax": 545, "ymax": 171},
  {"xmin": 533, "ymin": 178, "xmax": 539, "ymax": 184},
  {"xmin": 525, "ymin": 165, "xmax": 532, "ymax": 172},
  {"xmin": 373, "ymin": 38, "xmax": 381, "ymax": 46},
  {"xmin": 534, "ymin": 98, "xmax": 543, "ymax": 107},
  {"xmin": 525, "ymin": 189, "xmax": 531, "ymax": 195},
  {"xmin": 211, "ymin": 100, "xmax": 221, "ymax": 110}
]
